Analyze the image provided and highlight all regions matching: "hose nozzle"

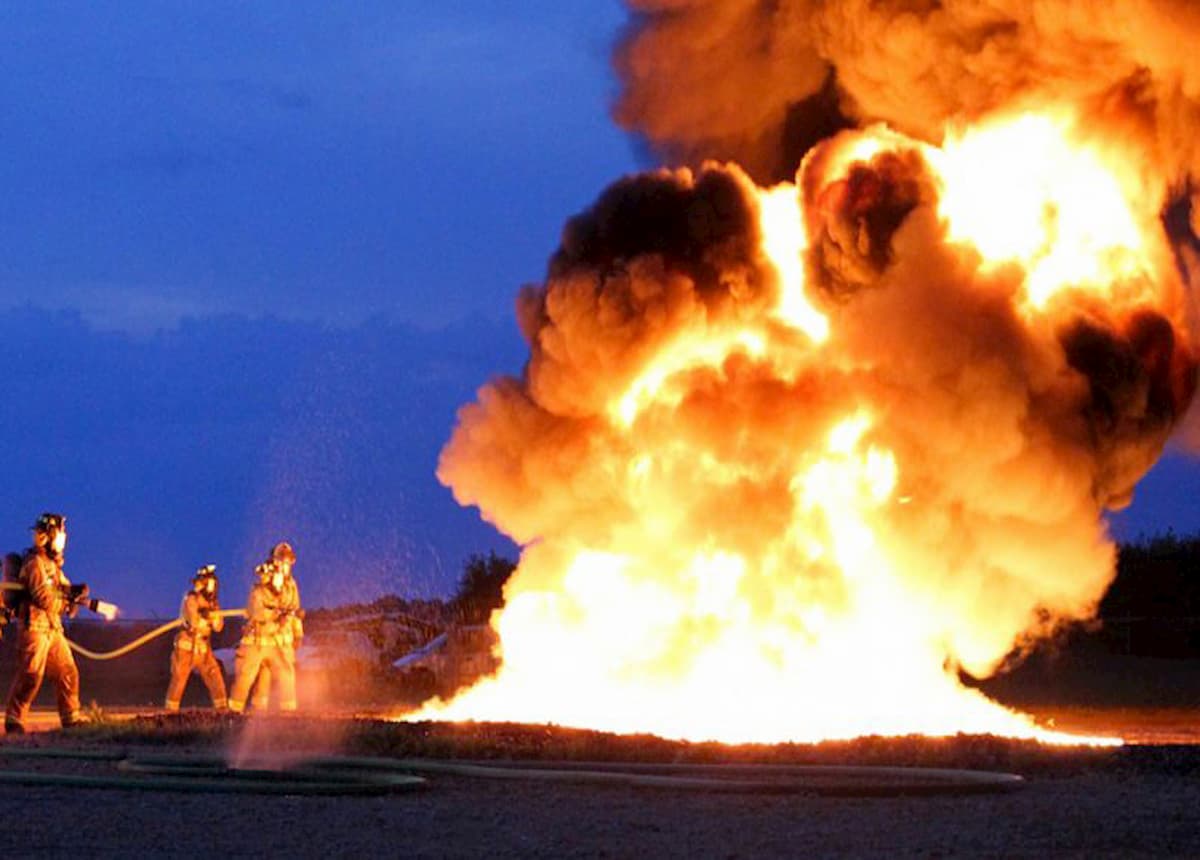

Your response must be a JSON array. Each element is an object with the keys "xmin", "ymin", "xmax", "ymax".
[{"xmin": 88, "ymin": 599, "xmax": 119, "ymax": 621}]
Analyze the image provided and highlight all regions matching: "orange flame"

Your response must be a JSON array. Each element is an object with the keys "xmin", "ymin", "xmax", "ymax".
[
  {"xmin": 930, "ymin": 111, "xmax": 1160, "ymax": 309},
  {"xmin": 415, "ymin": 110, "xmax": 1197, "ymax": 746}
]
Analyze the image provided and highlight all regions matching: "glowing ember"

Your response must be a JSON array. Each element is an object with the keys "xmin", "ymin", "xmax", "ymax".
[{"xmin": 413, "ymin": 10, "xmax": 1199, "ymax": 747}]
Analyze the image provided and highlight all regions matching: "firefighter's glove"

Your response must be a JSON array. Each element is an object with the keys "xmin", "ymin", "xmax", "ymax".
[{"xmin": 62, "ymin": 583, "xmax": 89, "ymax": 616}]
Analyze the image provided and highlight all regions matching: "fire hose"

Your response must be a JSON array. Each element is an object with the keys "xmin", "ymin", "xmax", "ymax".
[
  {"xmin": 0, "ymin": 580, "xmax": 118, "ymax": 622},
  {"xmin": 64, "ymin": 609, "xmax": 247, "ymax": 660},
  {"xmin": 0, "ymin": 746, "xmax": 1025, "ymax": 796},
  {"xmin": 0, "ymin": 580, "xmax": 246, "ymax": 659},
  {"xmin": 0, "ymin": 747, "xmax": 425, "ymax": 795}
]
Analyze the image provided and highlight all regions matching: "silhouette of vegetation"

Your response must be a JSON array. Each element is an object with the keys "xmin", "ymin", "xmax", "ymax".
[
  {"xmin": 304, "ymin": 594, "xmax": 448, "ymax": 628},
  {"xmin": 1104, "ymin": 531, "xmax": 1200, "ymax": 617},
  {"xmin": 451, "ymin": 552, "xmax": 517, "ymax": 624},
  {"xmin": 1098, "ymin": 530, "xmax": 1200, "ymax": 657}
]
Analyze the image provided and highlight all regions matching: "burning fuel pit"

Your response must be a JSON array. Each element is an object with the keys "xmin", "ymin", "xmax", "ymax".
[{"xmin": 414, "ymin": 1, "xmax": 1200, "ymax": 746}]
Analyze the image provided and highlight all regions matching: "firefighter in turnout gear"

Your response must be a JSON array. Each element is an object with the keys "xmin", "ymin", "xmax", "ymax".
[
  {"xmin": 247, "ymin": 542, "xmax": 302, "ymax": 711},
  {"xmin": 5, "ymin": 513, "xmax": 86, "ymax": 733},
  {"xmin": 229, "ymin": 544, "xmax": 302, "ymax": 713},
  {"xmin": 164, "ymin": 564, "xmax": 228, "ymax": 711}
]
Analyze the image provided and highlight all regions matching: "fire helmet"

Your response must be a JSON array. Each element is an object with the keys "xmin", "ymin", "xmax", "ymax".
[
  {"xmin": 193, "ymin": 563, "xmax": 218, "ymax": 590},
  {"xmin": 270, "ymin": 542, "xmax": 296, "ymax": 565},
  {"xmin": 32, "ymin": 513, "xmax": 66, "ymax": 534}
]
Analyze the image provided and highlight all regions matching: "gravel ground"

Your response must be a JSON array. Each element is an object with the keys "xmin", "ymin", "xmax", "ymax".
[
  {"xmin": 0, "ymin": 716, "xmax": 1198, "ymax": 858},
  {"xmin": 1, "ymin": 765, "xmax": 1198, "ymax": 858}
]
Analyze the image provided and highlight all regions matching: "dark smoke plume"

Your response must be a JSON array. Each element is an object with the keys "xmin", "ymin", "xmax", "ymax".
[{"xmin": 615, "ymin": 1, "xmax": 1200, "ymax": 203}]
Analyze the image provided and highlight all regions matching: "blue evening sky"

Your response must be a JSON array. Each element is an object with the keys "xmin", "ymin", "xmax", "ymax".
[{"xmin": 0, "ymin": 2, "xmax": 1195, "ymax": 613}]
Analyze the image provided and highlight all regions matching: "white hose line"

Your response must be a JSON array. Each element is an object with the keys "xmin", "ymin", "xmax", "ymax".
[
  {"xmin": 67, "ymin": 609, "xmax": 246, "ymax": 660},
  {"xmin": 311, "ymin": 756, "xmax": 1026, "ymax": 796}
]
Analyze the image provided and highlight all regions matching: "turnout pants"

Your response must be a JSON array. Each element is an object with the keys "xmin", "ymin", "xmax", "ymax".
[
  {"xmin": 229, "ymin": 643, "xmax": 296, "ymax": 713},
  {"xmin": 5, "ymin": 628, "xmax": 81, "ymax": 728},
  {"xmin": 164, "ymin": 641, "xmax": 228, "ymax": 710},
  {"xmin": 251, "ymin": 665, "xmax": 271, "ymax": 710}
]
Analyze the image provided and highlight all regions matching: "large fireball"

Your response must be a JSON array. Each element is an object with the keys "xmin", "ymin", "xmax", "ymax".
[{"xmin": 413, "ymin": 2, "xmax": 1200, "ymax": 744}]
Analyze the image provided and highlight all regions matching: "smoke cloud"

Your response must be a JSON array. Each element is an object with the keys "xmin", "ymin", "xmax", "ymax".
[
  {"xmin": 616, "ymin": 0, "xmax": 1200, "ymax": 195},
  {"xmin": 423, "ymin": 1, "xmax": 1200, "ymax": 739}
]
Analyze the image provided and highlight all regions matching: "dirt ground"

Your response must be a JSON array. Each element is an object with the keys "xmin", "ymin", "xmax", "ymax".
[
  {"xmin": 2, "ymin": 761, "xmax": 1197, "ymax": 859},
  {"xmin": 0, "ymin": 715, "xmax": 1197, "ymax": 858}
]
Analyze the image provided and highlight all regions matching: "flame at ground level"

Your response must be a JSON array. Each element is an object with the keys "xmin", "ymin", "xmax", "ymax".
[
  {"xmin": 412, "ymin": 549, "xmax": 1122, "ymax": 746},
  {"xmin": 417, "ymin": 109, "xmax": 1195, "ymax": 748},
  {"xmin": 414, "ymin": 521, "xmax": 1121, "ymax": 747}
]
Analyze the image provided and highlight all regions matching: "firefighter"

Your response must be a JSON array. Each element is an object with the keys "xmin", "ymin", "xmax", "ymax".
[
  {"xmin": 228, "ymin": 547, "xmax": 301, "ymax": 713},
  {"xmin": 247, "ymin": 543, "xmax": 303, "ymax": 711},
  {"xmin": 164, "ymin": 564, "xmax": 228, "ymax": 711},
  {"xmin": 4, "ymin": 513, "xmax": 87, "ymax": 733}
]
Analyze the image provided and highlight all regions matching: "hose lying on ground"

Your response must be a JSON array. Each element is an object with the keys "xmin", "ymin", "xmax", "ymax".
[
  {"xmin": 0, "ymin": 747, "xmax": 1024, "ymax": 797},
  {"xmin": 380, "ymin": 759, "xmax": 1026, "ymax": 796},
  {"xmin": 0, "ymin": 747, "xmax": 424, "ymax": 796},
  {"xmin": 65, "ymin": 609, "xmax": 247, "ymax": 661}
]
